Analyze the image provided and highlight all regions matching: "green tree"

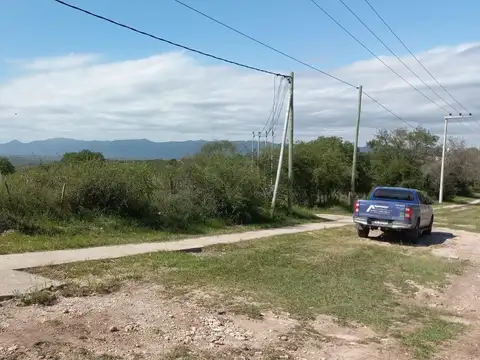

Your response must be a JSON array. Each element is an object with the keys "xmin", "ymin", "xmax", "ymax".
[
  {"xmin": 61, "ymin": 150, "xmax": 105, "ymax": 164},
  {"xmin": 368, "ymin": 127, "xmax": 439, "ymax": 189},
  {"xmin": 0, "ymin": 157, "xmax": 15, "ymax": 175}
]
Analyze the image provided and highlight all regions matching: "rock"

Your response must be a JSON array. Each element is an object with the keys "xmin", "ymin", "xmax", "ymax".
[
  {"xmin": 280, "ymin": 335, "xmax": 289, "ymax": 341},
  {"xmin": 7, "ymin": 345, "xmax": 18, "ymax": 352},
  {"xmin": 287, "ymin": 344, "xmax": 298, "ymax": 351},
  {"xmin": 217, "ymin": 309, "xmax": 227, "ymax": 315},
  {"xmin": 79, "ymin": 335, "xmax": 88, "ymax": 340},
  {"xmin": 125, "ymin": 324, "xmax": 137, "ymax": 332},
  {"xmin": 109, "ymin": 326, "xmax": 119, "ymax": 332},
  {"xmin": 63, "ymin": 308, "xmax": 70, "ymax": 314}
]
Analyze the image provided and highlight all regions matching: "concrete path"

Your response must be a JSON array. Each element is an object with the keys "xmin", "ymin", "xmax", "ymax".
[
  {"xmin": 437, "ymin": 198, "xmax": 480, "ymax": 209},
  {"xmin": 0, "ymin": 270, "xmax": 62, "ymax": 299},
  {"xmin": 0, "ymin": 215, "xmax": 352, "ymax": 297}
]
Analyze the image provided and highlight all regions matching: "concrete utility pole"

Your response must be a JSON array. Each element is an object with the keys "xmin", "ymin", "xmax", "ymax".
[
  {"xmin": 439, "ymin": 112, "xmax": 473, "ymax": 203},
  {"xmin": 287, "ymin": 72, "xmax": 294, "ymax": 213},
  {"xmin": 251, "ymin": 131, "xmax": 255, "ymax": 164},
  {"xmin": 350, "ymin": 85, "xmax": 363, "ymax": 205},
  {"xmin": 271, "ymin": 90, "xmax": 291, "ymax": 215},
  {"xmin": 270, "ymin": 128, "xmax": 275, "ymax": 186},
  {"xmin": 271, "ymin": 73, "xmax": 294, "ymax": 215},
  {"xmin": 257, "ymin": 131, "xmax": 261, "ymax": 162}
]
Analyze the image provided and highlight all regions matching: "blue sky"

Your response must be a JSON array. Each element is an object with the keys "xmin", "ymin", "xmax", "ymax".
[
  {"xmin": 1, "ymin": 0, "xmax": 479, "ymax": 144},
  {"xmin": 2, "ymin": 0, "xmax": 479, "ymax": 73}
]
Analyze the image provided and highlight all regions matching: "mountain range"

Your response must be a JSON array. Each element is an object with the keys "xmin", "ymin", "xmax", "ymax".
[{"xmin": 0, "ymin": 138, "xmax": 371, "ymax": 165}]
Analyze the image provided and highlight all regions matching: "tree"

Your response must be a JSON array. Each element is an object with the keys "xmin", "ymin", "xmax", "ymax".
[
  {"xmin": 0, "ymin": 157, "xmax": 15, "ymax": 175},
  {"xmin": 368, "ymin": 127, "xmax": 439, "ymax": 189},
  {"xmin": 61, "ymin": 150, "xmax": 105, "ymax": 164}
]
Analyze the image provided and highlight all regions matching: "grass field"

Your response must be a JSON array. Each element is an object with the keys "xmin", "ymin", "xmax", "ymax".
[
  {"xmin": 31, "ymin": 226, "xmax": 466, "ymax": 359},
  {"xmin": 434, "ymin": 204, "xmax": 480, "ymax": 232},
  {"xmin": 0, "ymin": 207, "xmax": 319, "ymax": 254}
]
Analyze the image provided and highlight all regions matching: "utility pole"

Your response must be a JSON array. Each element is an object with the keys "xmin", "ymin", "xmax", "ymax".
[
  {"xmin": 271, "ymin": 89, "xmax": 291, "ymax": 215},
  {"xmin": 350, "ymin": 85, "xmax": 363, "ymax": 205},
  {"xmin": 257, "ymin": 131, "xmax": 261, "ymax": 162},
  {"xmin": 439, "ymin": 112, "xmax": 473, "ymax": 203},
  {"xmin": 270, "ymin": 128, "xmax": 275, "ymax": 187},
  {"xmin": 251, "ymin": 131, "xmax": 255, "ymax": 164},
  {"xmin": 287, "ymin": 72, "xmax": 294, "ymax": 213}
]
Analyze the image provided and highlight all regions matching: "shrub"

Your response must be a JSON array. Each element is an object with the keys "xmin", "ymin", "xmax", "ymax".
[{"xmin": 0, "ymin": 151, "xmax": 270, "ymax": 234}]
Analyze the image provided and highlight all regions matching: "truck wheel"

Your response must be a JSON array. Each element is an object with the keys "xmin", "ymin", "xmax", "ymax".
[
  {"xmin": 357, "ymin": 226, "xmax": 369, "ymax": 238},
  {"xmin": 406, "ymin": 219, "xmax": 420, "ymax": 243},
  {"xmin": 424, "ymin": 215, "xmax": 434, "ymax": 235}
]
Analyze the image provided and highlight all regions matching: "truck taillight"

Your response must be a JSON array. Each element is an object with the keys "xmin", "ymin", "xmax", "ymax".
[
  {"xmin": 354, "ymin": 201, "xmax": 359, "ymax": 213},
  {"xmin": 405, "ymin": 206, "xmax": 412, "ymax": 219}
]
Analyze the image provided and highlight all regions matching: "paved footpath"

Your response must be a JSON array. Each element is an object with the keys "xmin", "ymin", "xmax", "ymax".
[
  {"xmin": 0, "ymin": 215, "xmax": 352, "ymax": 298},
  {"xmin": 437, "ymin": 198, "xmax": 480, "ymax": 209}
]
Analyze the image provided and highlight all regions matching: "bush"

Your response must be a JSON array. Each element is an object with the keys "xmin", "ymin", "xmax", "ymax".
[{"xmin": 0, "ymin": 151, "xmax": 270, "ymax": 234}]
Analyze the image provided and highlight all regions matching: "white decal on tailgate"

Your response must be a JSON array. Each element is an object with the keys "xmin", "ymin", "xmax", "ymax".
[{"xmin": 366, "ymin": 204, "xmax": 389, "ymax": 212}]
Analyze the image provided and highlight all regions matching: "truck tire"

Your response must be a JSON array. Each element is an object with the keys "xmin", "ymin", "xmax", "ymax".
[
  {"xmin": 406, "ymin": 219, "xmax": 420, "ymax": 243},
  {"xmin": 424, "ymin": 215, "xmax": 434, "ymax": 235},
  {"xmin": 357, "ymin": 226, "xmax": 369, "ymax": 238}
]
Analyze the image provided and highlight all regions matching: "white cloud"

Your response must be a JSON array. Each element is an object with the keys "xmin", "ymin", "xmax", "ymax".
[
  {"xmin": 6, "ymin": 53, "xmax": 101, "ymax": 72},
  {"xmin": 1, "ymin": 43, "xmax": 480, "ymax": 146}
]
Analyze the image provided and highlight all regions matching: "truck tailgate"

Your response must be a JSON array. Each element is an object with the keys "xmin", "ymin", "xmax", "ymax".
[{"xmin": 358, "ymin": 201, "xmax": 406, "ymax": 221}]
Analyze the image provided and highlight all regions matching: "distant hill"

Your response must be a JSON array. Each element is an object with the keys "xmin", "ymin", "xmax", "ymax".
[
  {"xmin": 0, "ymin": 138, "xmax": 256, "ymax": 162},
  {"xmin": 0, "ymin": 138, "xmax": 372, "ymax": 164}
]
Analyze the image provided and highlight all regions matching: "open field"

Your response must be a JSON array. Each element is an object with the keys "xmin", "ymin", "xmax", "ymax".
[{"xmin": 2, "ymin": 223, "xmax": 480, "ymax": 360}]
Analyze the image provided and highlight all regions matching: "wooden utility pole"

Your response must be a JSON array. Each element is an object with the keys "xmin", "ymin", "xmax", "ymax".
[
  {"xmin": 350, "ymin": 85, "xmax": 363, "ymax": 205},
  {"xmin": 287, "ymin": 72, "xmax": 294, "ymax": 213}
]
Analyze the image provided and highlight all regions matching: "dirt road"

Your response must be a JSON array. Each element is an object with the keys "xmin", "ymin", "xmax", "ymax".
[{"xmin": 1, "ymin": 224, "xmax": 479, "ymax": 359}]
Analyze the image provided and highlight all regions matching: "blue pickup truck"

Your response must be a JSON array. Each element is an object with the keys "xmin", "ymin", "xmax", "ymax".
[{"xmin": 353, "ymin": 186, "xmax": 434, "ymax": 242}]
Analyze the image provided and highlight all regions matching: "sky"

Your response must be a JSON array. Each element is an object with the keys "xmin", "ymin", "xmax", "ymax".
[{"xmin": 1, "ymin": 0, "xmax": 480, "ymax": 146}]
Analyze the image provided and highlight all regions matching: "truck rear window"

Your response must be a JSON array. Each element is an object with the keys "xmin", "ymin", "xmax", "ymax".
[{"xmin": 372, "ymin": 188, "xmax": 414, "ymax": 201}]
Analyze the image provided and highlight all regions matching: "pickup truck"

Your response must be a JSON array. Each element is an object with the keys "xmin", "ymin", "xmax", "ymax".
[{"xmin": 352, "ymin": 186, "xmax": 434, "ymax": 242}]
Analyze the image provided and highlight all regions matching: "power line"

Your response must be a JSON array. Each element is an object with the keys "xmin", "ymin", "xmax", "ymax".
[
  {"xmin": 172, "ymin": 0, "xmax": 415, "ymax": 128},
  {"xmin": 362, "ymin": 0, "xmax": 480, "ymax": 129},
  {"xmin": 52, "ymin": 0, "xmax": 287, "ymax": 78},
  {"xmin": 363, "ymin": 0, "xmax": 468, "ymax": 113},
  {"xmin": 262, "ymin": 77, "xmax": 285, "ymax": 133},
  {"xmin": 307, "ymin": 0, "xmax": 449, "ymax": 113},
  {"xmin": 173, "ymin": 0, "xmax": 355, "ymax": 88},
  {"xmin": 363, "ymin": 93, "xmax": 415, "ymax": 128},
  {"xmin": 338, "ymin": 0, "xmax": 457, "ymax": 113}
]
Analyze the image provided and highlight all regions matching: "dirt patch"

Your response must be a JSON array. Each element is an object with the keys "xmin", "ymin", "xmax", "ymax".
[
  {"xmin": 0, "ymin": 284, "xmax": 408, "ymax": 360},
  {"xmin": 418, "ymin": 229, "xmax": 480, "ymax": 359},
  {"xmin": 311, "ymin": 315, "xmax": 378, "ymax": 342}
]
